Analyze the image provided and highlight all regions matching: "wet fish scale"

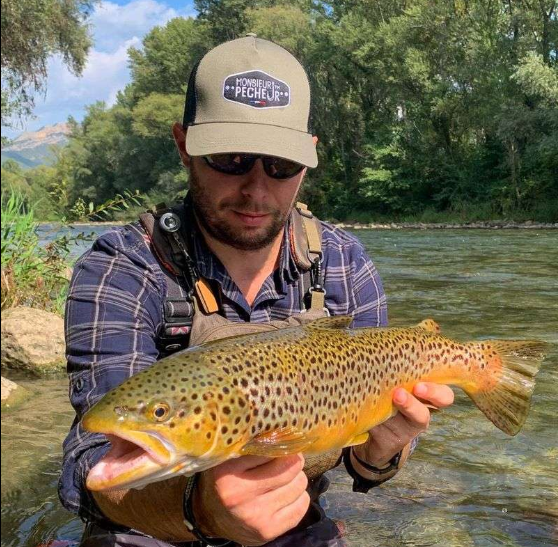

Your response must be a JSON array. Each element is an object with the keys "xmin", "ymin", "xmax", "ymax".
[{"xmin": 83, "ymin": 317, "xmax": 548, "ymax": 491}]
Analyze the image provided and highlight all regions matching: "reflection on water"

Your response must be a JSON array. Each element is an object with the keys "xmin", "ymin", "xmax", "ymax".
[{"xmin": 2, "ymin": 229, "xmax": 557, "ymax": 546}]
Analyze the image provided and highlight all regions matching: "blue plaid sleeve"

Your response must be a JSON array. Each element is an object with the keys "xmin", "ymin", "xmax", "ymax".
[
  {"xmin": 58, "ymin": 224, "xmax": 165, "ymax": 523},
  {"xmin": 320, "ymin": 223, "xmax": 388, "ymax": 328}
]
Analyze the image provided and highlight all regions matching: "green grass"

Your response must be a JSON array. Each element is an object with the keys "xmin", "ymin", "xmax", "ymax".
[
  {"xmin": 1, "ymin": 192, "xmax": 70, "ymax": 314},
  {"xmin": 1, "ymin": 187, "xmax": 147, "ymax": 315}
]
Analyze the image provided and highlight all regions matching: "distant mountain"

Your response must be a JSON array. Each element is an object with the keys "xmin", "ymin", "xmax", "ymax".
[{"xmin": 1, "ymin": 122, "xmax": 71, "ymax": 169}]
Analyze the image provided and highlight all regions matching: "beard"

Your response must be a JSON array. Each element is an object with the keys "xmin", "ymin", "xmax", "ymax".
[{"xmin": 188, "ymin": 163, "xmax": 292, "ymax": 251}]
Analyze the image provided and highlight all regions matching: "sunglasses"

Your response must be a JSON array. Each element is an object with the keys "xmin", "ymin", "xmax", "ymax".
[{"xmin": 202, "ymin": 153, "xmax": 305, "ymax": 180}]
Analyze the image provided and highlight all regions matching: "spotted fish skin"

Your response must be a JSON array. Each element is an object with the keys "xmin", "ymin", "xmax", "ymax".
[{"xmin": 83, "ymin": 317, "xmax": 547, "ymax": 491}]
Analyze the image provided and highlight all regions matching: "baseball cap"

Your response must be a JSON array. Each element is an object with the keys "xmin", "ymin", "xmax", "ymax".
[{"xmin": 183, "ymin": 34, "xmax": 318, "ymax": 168}]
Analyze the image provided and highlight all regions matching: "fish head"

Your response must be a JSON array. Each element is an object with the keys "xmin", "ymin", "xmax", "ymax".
[{"xmin": 82, "ymin": 359, "xmax": 253, "ymax": 491}]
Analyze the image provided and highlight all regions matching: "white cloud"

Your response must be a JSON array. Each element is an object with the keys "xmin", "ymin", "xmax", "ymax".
[
  {"xmin": 91, "ymin": 0, "xmax": 185, "ymax": 52},
  {"xmin": 4, "ymin": 0, "xmax": 195, "ymax": 137},
  {"xmin": 47, "ymin": 38, "xmax": 139, "ymax": 105}
]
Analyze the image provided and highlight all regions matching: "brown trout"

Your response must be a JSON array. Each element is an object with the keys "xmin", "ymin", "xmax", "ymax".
[{"xmin": 83, "ymin": 317, "xmax": 547, "ymax": 491}]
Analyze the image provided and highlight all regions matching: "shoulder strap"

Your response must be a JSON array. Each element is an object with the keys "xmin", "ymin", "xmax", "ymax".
[
  {"xmin": 290, "ymin": 202, "xmax": 326, "ymax": 312},
  {"xmin": 290, "ymin": 202, "xmax": 322, "ymax": 269},
  {"xmin": 140, "ymin": 202, "xmax": 219, "ymax": 313},
  {"xmin": 139, "ymin": 201, "xmax": 327, "ymax": 354},
  {"xmin": 139, "ymin": 203, "xmax": 183, "ymax": 277},
  {"xmin": 139, "ymin": 202, "xmax": 219, "ymax": 354}
]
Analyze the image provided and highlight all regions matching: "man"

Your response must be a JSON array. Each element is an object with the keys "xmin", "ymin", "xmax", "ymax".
[{"xmin": 59, "ymin": 35, "xmax": 454, "ymax": 547}]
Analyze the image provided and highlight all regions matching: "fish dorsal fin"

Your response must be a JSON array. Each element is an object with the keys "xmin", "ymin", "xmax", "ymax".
[
  {"xmin": 240, "ymin": 427, "xmax": 318, "ymax": 457},
  {"xmin": 306, "ymin": 316, "xmax": 353, "ymax": 331},
  {"xmin": 414, "ymin": 319, "xmax": 441, "ymax": 334}
]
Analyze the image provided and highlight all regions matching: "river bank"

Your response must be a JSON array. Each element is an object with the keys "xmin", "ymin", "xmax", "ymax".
[
  {"xmin": 47, "ymin": 220, "xmax": 558, "ymax": 229},
  {"xmin": 339, "ymin": 220, "xmax": 558, "ymax": 230}
]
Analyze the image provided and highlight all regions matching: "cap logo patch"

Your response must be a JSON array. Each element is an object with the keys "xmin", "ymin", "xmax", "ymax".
[{"xmin": 223, "ymin": 70, "xmax": 290, "ymax": 109}]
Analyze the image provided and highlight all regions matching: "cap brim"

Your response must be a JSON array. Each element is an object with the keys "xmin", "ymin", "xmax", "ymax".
[{"xmin": 185, "ymin": 123, "xmax": 318, "ymax": 168}]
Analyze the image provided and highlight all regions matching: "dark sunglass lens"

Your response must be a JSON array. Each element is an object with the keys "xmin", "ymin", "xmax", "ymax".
[
  {"xmin": 263, "ymin": 157, "xmax": 304, "ymax": 179},
  {"xmin": 205, "ymin": 154, "xmax": 255, "ymax": 175}
]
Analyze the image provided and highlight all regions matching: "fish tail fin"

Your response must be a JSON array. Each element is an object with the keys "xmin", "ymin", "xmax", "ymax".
[{"xmin": 463, "ymin": 340, "xmax": 548, "ymax": 436}]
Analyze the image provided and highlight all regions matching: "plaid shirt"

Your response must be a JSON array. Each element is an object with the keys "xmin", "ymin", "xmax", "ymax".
[{"xmin": 58, "ymin": 211, "xmax": 388, "ymax": 525}]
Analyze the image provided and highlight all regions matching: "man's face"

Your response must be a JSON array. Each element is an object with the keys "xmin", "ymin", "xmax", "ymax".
[{"xmin": 188, "ymin": 156, "xmax": 306, "ymax": 251}]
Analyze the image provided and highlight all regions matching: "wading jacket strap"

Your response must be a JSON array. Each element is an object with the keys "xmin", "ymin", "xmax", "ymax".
[{"xmin": 138, "ymin": 200, "xmax": 327, "ymax": 356}]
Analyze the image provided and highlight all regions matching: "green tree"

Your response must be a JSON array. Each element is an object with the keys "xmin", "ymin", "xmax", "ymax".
[
  {"xmin": 195, "ymin": 0, "xmax": 253, "ymax": 42},
  {"xmin": 43, "ymin": 1, "xmax": 558, "ymax": 223},
  {"xmin": 1, "ymin": 160, "xmax": 59, "ymax": 218},
  {"xmin": 128, "ymin": 17, "xmax": 211, "ymax": 99},
  {"xmin": 1, "ymin": 160, "xmax": 31, "ymax": 199},
  {"xmin": 1, "ymin": 0, "xmax": 97, "ymax": 124},
  {"xmin": 65, "ymin": 93, "xmax": 186, "ymax": 209}
]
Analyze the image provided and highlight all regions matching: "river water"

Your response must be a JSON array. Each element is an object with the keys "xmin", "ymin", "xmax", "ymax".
[{"xmin": 2, "ymin": 227, "xmax": 557, "ymax": 547}]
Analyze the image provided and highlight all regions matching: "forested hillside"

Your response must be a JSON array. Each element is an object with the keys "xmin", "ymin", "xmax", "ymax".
[{"xmin": 3, "ymin": 0, "xmax": 557, "ymax": 222}]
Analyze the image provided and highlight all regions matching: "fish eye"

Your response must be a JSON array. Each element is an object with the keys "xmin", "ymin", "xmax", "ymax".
[{"xmin": 152, "ymin": 403, "xmax": 171, "ymax": 422}]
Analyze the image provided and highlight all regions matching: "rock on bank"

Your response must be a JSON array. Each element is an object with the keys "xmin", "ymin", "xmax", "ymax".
[
  {"xmin": 1, "ymin": 306, "xmax": 65, "ymax": 374},
  {"xmin": 1, "ymin": 376, "xmax": 29, "ymax": 409}
]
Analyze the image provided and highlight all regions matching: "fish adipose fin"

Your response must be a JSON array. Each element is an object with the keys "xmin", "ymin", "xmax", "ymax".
[
  {"xmin": 414, "ymin": 319, "xmax": 441, "ymax": 333},
  {"xmin": 306, "ymin": 316, "xmax": 353, "ymax": 330},
  {"xmin": 241, "ymin": 427, "xmax": 318, "ymax": 456},
  {"xmin": 465, "ymin": 340, "xmax": 548, "ymax": 436}
]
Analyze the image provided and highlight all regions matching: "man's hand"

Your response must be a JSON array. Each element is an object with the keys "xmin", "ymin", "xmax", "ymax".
[
  {"xmin": 353, "ymin": 382, "xmax": 455, "ymax": 467},
  {"xmin": 193, "ymin": 454, "xmax": 310, "ymax": 546}
]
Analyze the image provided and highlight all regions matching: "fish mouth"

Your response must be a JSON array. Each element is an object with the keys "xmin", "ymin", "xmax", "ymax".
[
  {"xmin": 86, "ymin": 432, "xmax": 176, "ymax": 491},
  {"xmin": 86, "ymin": 432, "xmax": 227, "ymax": 491}
]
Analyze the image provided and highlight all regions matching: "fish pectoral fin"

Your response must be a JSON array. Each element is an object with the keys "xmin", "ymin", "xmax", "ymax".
[
  {"xmin": 413, "ymin": 319, "xmax": 441, "ymax": 333},
  {"xmin": 343, "ymin": 432, "xmax": 369, "ymax": 447},
  {"xmin": 306, "ymin": 316, "xmax": 353, "ymax": 330},
  {"xmin": 240, "ymin": 427, "xmax": 317, "ymax": 456}
]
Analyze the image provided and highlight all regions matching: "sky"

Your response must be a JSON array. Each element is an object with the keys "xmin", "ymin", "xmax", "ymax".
[{"xmin": 3, "ymin": 0, "xmax": 195, "ymax": 139}]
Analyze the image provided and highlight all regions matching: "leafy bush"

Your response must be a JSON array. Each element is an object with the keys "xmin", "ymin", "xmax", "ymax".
[
  {"xmin": 1, "ymin": 192, "xmax": 70, "ymax": 313},
  {"xmin": 1, "ymin": 189, "xmax": 144, "ymax": 315}
]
